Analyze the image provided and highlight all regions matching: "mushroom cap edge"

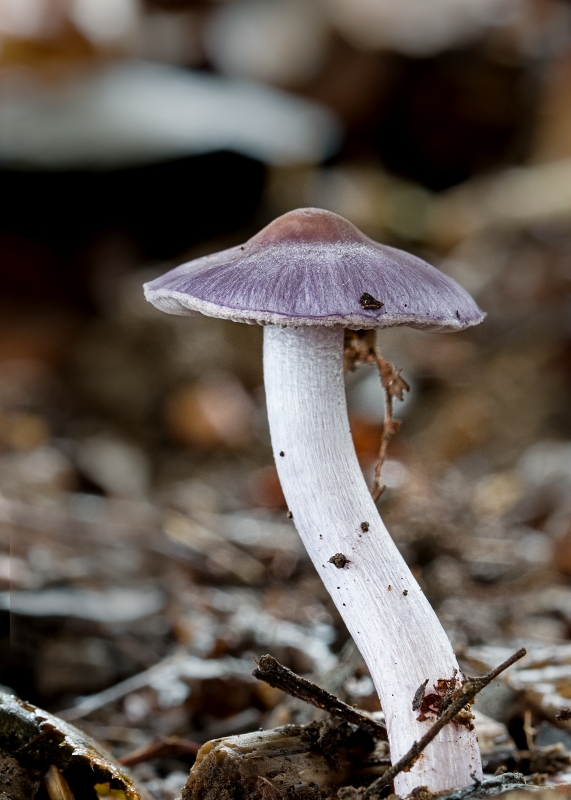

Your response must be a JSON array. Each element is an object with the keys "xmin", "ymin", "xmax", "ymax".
[{"xmin": 143, "ymin": 208, "xmax": 486, "ymax": 333}]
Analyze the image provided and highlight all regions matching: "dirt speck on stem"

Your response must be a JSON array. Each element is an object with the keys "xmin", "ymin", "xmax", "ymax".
[
  {"xmin": 412, "ymin": 679, "xmax": 429, "ymax": 711},
  {"xmin": 328, "ymin": 553, "xmax": 350, "ymax": 569}
]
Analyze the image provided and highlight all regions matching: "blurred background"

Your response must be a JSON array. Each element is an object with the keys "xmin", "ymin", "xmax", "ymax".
[{"xmin": 3, "ymin": 0, "xmax": 571, "ymax": 796}]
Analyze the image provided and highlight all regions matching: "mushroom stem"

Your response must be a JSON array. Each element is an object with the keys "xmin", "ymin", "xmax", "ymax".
[{"xmin": 263, "ymin": 325, "xmax": 482, "ymax": 795}]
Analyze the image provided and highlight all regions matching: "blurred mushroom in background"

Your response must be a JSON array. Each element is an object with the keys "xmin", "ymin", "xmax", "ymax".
[
  {"xmin": 204, "ymin": 0, "xmax": 329, "ymax": 88},
  {"xmin": 0, "ymin": 0, "xmax": 339, "ymax": 317},
  {"xmin": 321, "ymin": 0, "xmax": 523, "ymax": 56}
]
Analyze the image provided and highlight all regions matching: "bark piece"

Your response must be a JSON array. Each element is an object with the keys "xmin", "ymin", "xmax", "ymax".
[
  {"xmin": 0, "ymin": 691, "xmax": 147, "ymax": 800},
  {"xmin": 0, "ymin": 752, "xmax": 41, "ymax": 800},
  {"xmin": 181, "ymin": 722, "xmax": 385, "ymax": 800}
]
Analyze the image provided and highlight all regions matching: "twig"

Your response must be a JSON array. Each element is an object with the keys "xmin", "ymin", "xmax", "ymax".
[
  {"xmin": 43, "ymin": 765, "xmax": 75, "ymax": 800},
  {"xmin": 252, "ymin": 654, "xmax": 387, "ymax": 741},
  {"xmin": 370, "ymin": 355, "xmax": 409, "ymax": 502},
  {"xmin": 523, "ymin": 709, "xmax": 535, "ymax": 752},
  {"xmin": 118, "ymin": 735, "xmax": 200, "ymax": 767},
  {"xmin": 362, "ymin": 648, "xmax": 527, "ymax": 797},
  {"xmin": 343, "ymin": 330, "xmax": 409, "ymax": 502}
]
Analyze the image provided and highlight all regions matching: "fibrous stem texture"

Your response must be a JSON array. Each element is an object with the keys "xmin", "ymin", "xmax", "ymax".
[{"xmin": 263, "ymin": 325, "xmax": 482, "ymax": 794}]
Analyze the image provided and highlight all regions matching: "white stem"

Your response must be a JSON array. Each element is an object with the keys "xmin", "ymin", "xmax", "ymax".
[{"xmin": 263, "ymin": 325, "xmax": 482, "ymax": 795}]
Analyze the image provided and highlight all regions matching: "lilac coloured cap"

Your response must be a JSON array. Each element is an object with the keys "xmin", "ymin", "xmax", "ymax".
[{"xmin": 144, "ymin": 208, "xmax": 485, "ymax": 331}]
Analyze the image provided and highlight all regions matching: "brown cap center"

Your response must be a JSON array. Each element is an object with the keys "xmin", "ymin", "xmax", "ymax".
[{"xmin": 249, "ymin": 207, "xmax": 368, "ymax": 247}]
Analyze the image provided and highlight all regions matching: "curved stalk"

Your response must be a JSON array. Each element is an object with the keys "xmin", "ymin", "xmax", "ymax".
[{"xmin": 263, "ymin": 325, "xmax": 482, "ymax": 795}]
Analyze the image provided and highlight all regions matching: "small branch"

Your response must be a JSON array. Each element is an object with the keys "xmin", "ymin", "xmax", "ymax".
[
  {"xmin": 253, "ymin": 654, "xmax": 387, "ymax": 741},
  {"xmin": 370, "ymin": 356, "xmax": 408, "ymax": 502},
  {"xmin": 343, "ymin": 330, "xmax": 409, "ymax": 503},
  {"xmin": 523, "ymin": 709, "xmax": 535, "ymax": 752},
  {"xmin": 362, "ymin": 648, "xmax": 527, "ymax": 798}
]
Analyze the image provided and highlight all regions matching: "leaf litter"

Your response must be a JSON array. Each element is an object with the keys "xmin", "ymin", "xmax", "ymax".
[{"xmin": 5, "ymin": 112, "xmax": 571, "ymax": 800}]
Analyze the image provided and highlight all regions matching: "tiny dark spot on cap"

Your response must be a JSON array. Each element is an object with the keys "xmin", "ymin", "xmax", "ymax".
[
  {"xmin": 360, "ymin": 292, "xmax": 384, "ymax": 310},
  {"xmin": 286, "ymin": 510, "xmax": 293, "ymax": 519},
  {"xmin": 360, "ymin": 521, "xmax": 369, "ymax": 532},
  {"xmin": 329, "ymin": 553, "xmax": 350, "ymax": 569},
  {"xmin": 456, "ymin": 310, "xmax": 460, "ymax": 319},
  {"xmin": 279, "ymin": 451, "xmax": 285, "ymax": 457},
  {"xmin": 240, "ymin": 246, "xmax": 245, "ymax": 250},
  {"xmin": 388, "ymin": 584, "xmax": 392, "ymax": 590},
  {"xmin": 319, "ymin": 534, "xmax": 323, "ymax": 539},
  {"xmin": 403, "ymin": 589, "xmax": 408, "ymax": 596}
]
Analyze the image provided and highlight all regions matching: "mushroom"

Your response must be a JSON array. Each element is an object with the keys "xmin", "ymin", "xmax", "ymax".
[
  {"xmin": 0, "ymin": 61, "xmax": 337, "ymax": 170},
  {"xmin": 144, "ymin": 208, "xmax": 485, "ymax": 794}
]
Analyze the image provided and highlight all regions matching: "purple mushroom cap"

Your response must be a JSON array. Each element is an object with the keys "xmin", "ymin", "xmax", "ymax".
[{"xmin": 143, "ymin": 208, "xmax": 485, "ymax": 331}]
